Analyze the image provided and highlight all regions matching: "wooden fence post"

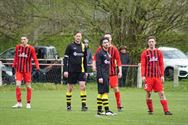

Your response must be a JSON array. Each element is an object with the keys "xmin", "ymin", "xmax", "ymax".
[
  {"xmin": 0, "ymin": 61, "xmax": 2, "ymax": 86},
  {"xmin": 173, "ymin": 65, "xmax": 179, "ymax": 87},
  {"xmin": 137, "ymin": 63, "xmax": 142, "ymax": 88}
]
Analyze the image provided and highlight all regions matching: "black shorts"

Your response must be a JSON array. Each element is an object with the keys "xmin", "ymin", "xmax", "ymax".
[
  {"xmin": 68, "ymin": 72, "xmax": 86, "ymax": 84},
  {"xmin": 97, "ymin": 77, "xmax": 109, "ymax": 94}
]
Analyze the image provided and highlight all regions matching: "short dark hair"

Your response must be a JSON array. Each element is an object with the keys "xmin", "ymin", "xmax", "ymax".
[
  {"xmin": 100, "ymin": 37, "xmax": 109, "ymax": 46},
  {"xmin": 20, "ymin": 34, "xmax": 29, "ymax": 39},
  {"xmin": 119, "ymin": 46, "xmax": 127, "ymax": 51},
  {"xmin": 74, "ymin": 31, "xmax": 82, "ymax": 36},
  {"xmin": 147, "ymin": 36, "xmax": 156, "ymax": 42},
  {"xmin": 104, "ymin": 32, "xmax": 111, "ymax": 36}
]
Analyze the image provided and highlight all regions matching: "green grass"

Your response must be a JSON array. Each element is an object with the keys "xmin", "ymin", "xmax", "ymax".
[{"xmin": 0, "ymin": 80, "xmax": 188, "ymax": 125}]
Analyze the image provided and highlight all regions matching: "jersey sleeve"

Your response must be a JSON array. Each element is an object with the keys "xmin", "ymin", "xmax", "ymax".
[
  {"xmin": 96, "ymin": 52, "xmax": 102, "ymax": 78},
  {"xmin": 31, "ymin": 46, "xmax": 40, "ymax": 70},
  {"xmin": 158, "ymin": 50, "xmax": 164, "ymax": 77},
  {"xmin": 63, "ymin": 44, "xmax": 70, "ymax": 72},
  {"xmin": 83, "ymin": 43, "xmax": 87, "ymax": 73},
  {"xmin": 93, "ymin": 47, "xmax": 102, "ymax": 61},
  {"xmin": 113, "ymin": 46, "xmax": 122, "ymax": 66},
  {"xmin": 141, "ymin": 50, "xmax": 146, "ymax": 77},
  {"xmin": 12, "ymin": 45, "xmax": 18, "ymax": 68}
]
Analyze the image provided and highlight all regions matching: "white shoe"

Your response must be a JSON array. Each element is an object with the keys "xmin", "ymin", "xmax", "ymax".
[
  {"xmin": 26, "ymin": 103, "xmax": 31, "ymax": 109},
  {"xmin": 105, "ymin": 111, "xmax": 116, "ymax": 116},
  {"xmin": 12, "ymin": 102, "xmax": 22, "ymax": 108}
]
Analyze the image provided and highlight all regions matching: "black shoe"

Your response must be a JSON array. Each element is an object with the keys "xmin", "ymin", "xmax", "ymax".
[
  {"xmin": 81, "ymin": 106, "xmax": 88, "ymax": 111},
  {"xmin": 165, "ymin": 111, "xmax": 172, "ymax": 115},
  {"xmin": 118, "ymin": 107, "xmax": 123, "ymax": 112},
  {"xmin": 148, "ymin": 111, "xmax": 153, "ymax": 115},
  {"xmin": 67, "ymin": 106, "xmax": 72, "ymax": 111}
]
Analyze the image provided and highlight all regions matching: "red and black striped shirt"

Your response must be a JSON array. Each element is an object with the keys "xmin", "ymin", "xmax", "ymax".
[
  {"xmin": 94, "ymin": 45, "xmax": 121, "ymax": 76},
  {"xmin": 141, "ymin": 48, "xmax": 164, "ymax": 78},
  {"xmin": 13, "ymin": 44, "xmax": 39, "ymax": 73}
]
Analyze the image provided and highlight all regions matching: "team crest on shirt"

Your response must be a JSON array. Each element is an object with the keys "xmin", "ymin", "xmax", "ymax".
[
  {"xmin": 18, "ymin": 53, "xmax": 28, "ymax": 58},
  {"xmin": 104, "ymin": 59, "xmax": 110, "ymax": 64},
  {"xmin": 149, "ymin": 57, "xmax": 158, "ymax": 62},
  {"xmin": 73, "ymin": 52, "xmax": 83, "ymax": 56}
]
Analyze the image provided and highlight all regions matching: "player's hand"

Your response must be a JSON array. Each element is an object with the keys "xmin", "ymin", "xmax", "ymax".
[
  {"xmin": 92, "ymin": 65, "xmax": 96, "ymax": 72},
  {"xmin": 161, "ymin": 76, "xmax": 164, "ymax": 83},
  {"xmin": 12, "ymin": 67, "xmax": 15, "ymax": 76},
  {"xmin": 92, "ymin": 61, "xmax": 96, "ymax": 72},
  {"xmin": 118, "ymin": 72, "xmax": 122, "ymax": 78},
  {"xmin": 64, "ymin": 71, "xmax": 68, "ymax": 78},
  {"xmin": 36, "ymin": 69, "xmax": 40, "ymax": 77},
  {"xmin": 142, "ymin": 76, "xmax": 146, "ymax": 83},
  {"xmin": 98, "ymin": 78, "xmax": 103, "ymax": 84},
  {"xmin": 85, "ymin": 73, "xmax": 88, "ymax": 78}
]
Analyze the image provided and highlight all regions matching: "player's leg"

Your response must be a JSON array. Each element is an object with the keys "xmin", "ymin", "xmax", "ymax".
[
  {"xmin": 79, "ymin": 81, "xmax": 88, "ymax": 111},
  {"xmin": 79, "ymin": 72, "xmax": 88, "ymax": 111},
  {"xmin": 158, "ymin": 91, "xmax": 172, "ymax": 115},
  {"xmin": 12, "ymin": 72, "xmax": 22, "ymax": 108},
  {"xmin": 102, "ymin": 93, "xmax": 115, "ymax": 116},
  {"xmin": 144, "ymin": 78, "xmax": 153, "ymax": 114},
  {"xmin": 25, "ymin": 72, "xmax": 32, "ymax": 109},
  {"xmin": 66, "ymin": 83, "xmax": 73, "ymax": 111},
  {"xmin": 25, "ymin": 83, "xmax": 32, "ymax": 109},
  {"xmin": 97, "ymin": 94, "xmax": 103, "ymax": 115},
  {"xmin": 66, "ymin": 72, "xmax": 76, "ymax": 111},
  {"xmin": 154, "ymin": 78, "xmax": 172, "ymax": 115},
  {"xmin": 146, "ymin": 91, "xmax": 153, "ymax": 114},
  {"xmin": 110, "ymin": 75, "xmax": 123, "ymax": 112}
]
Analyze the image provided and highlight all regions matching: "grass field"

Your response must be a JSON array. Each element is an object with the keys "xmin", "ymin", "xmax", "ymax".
[{"xmin": 0, "ymin": 80, "xmax": 188, "ymax": 125}]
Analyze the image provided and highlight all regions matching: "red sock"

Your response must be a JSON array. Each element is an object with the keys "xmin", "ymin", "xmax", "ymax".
[
  {"xmin": 16, "ymin": 87, "xmax": 21, "ymax": 102},
  {"xmin": 146, "ymin": 99, "xmax": 153, "ymax": 112},
  {"xmin": 115, "ymin": 92, "xmax": 122, "ymax": 108},
  {"xmin": 27, "ymin": 87, "xmax": 32, "ymax": 103},
  {"xmin": 160, "ymin": 100, "xmax": 168, "ymax": 112}
]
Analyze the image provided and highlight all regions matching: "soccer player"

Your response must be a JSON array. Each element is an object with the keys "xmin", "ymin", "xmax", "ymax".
[
  {"xmin": 12, "ymin": 36, "xmax": 40, "ymax": 109},
  {"xmin": 63, "ymin": 31, "xmax": 88, "ymax": 111},
  {"xmin": 96, "ymin": 37, "xmax": 115, "ymax": 116},
  {"xmin": 93, "ymin": 33, "xmax": 123, "ymax": 112},
  {"xmin": 141, "ymin": 36, "xmax": 172, "ymax": 115}
]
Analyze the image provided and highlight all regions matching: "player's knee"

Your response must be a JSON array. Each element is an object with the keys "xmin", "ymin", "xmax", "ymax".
[
  {"xmin": 80, "ymin": 85, "xmax": 86, "ymax": 91},
  {"xmin": 67, "ymin": 86, "xmax": 73, "ymax": 92},
  {"xmin": 113, "ymin": 87, "xmax": 119, "ymax": 92},
  {"xmin": 16, "ymin": 81, "xmax": 21, "ymax": 87},
  {"xmin": 159, "ymin": 92, "xmax": 166, "ymax": 99},
  {"xmin": 26, "ymin": 83, "xmax": 32, "ymax": 88}
]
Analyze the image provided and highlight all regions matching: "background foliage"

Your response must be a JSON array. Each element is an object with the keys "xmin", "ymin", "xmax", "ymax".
[{"xmin": 0, "ymin": 0, "xmax": 188, "ymax": 62}]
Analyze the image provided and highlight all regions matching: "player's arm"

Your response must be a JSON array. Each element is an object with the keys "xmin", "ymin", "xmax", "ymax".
[
  {"xmin": 31, "ymin": 47, "xmax": 40, "ymax": 70},
  {"xmin": 114, "ymin": 47, "xmax": 122, "ymax": 78},
  {"xmin": 12, "ymin": 45, "xmax": 18, "ymax": 68},
  {"xmin": 96, "ymin": 52, "xmax": 103, "ymax": 83},
  {"xmin": 158, "ymin": 50, "xmax": 165, "ymax": 83},
  {"xmin": 141, "ymin": 51, "xmax": 146, "ymax": 82},
  {"xmin": 63, "ymin": 45, "xmax": 70, "ymax": 78},
  {"xmin": 83, "ymin": 45, "xmax": 88, "ymax": 73},
  {"xmin": 92, "ymin": 47, "xmax": 101, "ymax": 71}
]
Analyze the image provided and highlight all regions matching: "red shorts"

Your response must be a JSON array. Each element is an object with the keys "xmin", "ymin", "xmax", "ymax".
[
  {"xmin": 109, "ymin": 75, "xmax": 118, "ymax": 88},
  {"xmin": 15, "ymin": 72, "xmax": 32, "ymax": 83},
  {"xmin": 144, "ymin": 77, "xmax": 164, "ymax": 92}
]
